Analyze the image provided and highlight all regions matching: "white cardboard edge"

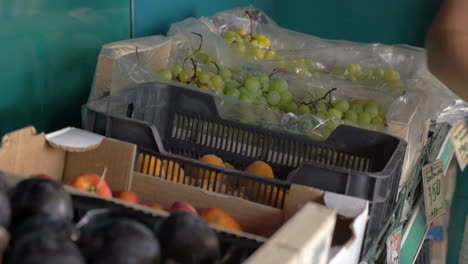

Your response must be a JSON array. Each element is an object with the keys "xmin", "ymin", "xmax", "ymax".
[
  {"xmin": 323, "ymin": 192, "xmax": 369, "ymax": 264},
  {"xmin": 323, "ymin": 192, "xmax": 368, "ymax": 218},
  {"xmin": 45, "ymin": 127, "xmax": 105, "ymax": 150},
  {"xmin": 329, "ymin": 202, "xmax": 369, "ymax": 264}
]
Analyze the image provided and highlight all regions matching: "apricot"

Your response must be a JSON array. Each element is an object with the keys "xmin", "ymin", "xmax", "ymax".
[
  {"xmin": 223, "ymin": 162, "xmax": 236, "ymax": 170},
  {"xmin": 200, "ymin": 208, "xmax": 242, "ymax": 232},
  {"xmin": 114, "ymin": 190, "xmax": 139, "ymax": 204},
  {"xmin": 197, "ymin": 155, "xmax": 225, "ymax": 182},
  {"xmin": 137, "ymin": 154, "xmax": 189, "ymax": 184},
  {"xmin": 244, "ymin": 161, "xmax": 275, "ymax": 179},
  {"xmin": 142, "ymin": 202, "xmax": 165, "ymax": 211}
]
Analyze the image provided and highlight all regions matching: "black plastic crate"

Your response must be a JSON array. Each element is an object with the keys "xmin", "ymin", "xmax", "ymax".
[
  {"xmin": 72, "ymin": 194, "xmax": 262, "ymax": 263},
  {"xmin": 134, "ymin": 145, "xmax": 394, "ymax": 258},
  {"xmin": 135, "ymin": 147, "xmax": 290, "ymax": 209},
  {"xmin": 86, "ymin": 82, "xmax": 406, "ymax": 205}
]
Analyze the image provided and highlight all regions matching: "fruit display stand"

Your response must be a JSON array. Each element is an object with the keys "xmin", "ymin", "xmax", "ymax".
[
  {"xmin": 0, "ymin": 126, "xmax": 379, "ymax": 263},
  {"xmin": 1, "ymin": 170, "xmax": 266, "ymax": 263},
  {"xmin": 85, "ymin": 80, "xmax": 406, "ymax": 255},
  {"xmin": 363, "ymin": 122, "xmax": 453, "ymax": 263},
  {"xmin": 88, "ymin": 33, "xmax": 430, "ymax": 187},
  {"xmin": 82, "ymin": 14, "xmax": 452, "ymax": 263}
]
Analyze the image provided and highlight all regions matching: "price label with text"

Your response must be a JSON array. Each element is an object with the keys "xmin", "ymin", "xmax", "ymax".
[
  {"xmin": 422, "ymin": 160, "xmax": 445, "ymax": 224},
  {"xmin": 450, "ymin": 119, "xmax": 468, "ymax": 171},
  {"xmin": 386, "ymin": 226, "xmax": 403, "ymax": 264}
]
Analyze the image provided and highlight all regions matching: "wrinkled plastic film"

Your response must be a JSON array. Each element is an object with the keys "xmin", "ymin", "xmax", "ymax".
[
  {"xmin": 89, "ymin": 6, "xmax": 465, "ymax": 142},
  {"xmin": 167, "ymin": 6, "xmax": 461, "ymax": 120},
  {"xmin": 90, "ymin": 35, "xmax": 174, "ymax": 100}
]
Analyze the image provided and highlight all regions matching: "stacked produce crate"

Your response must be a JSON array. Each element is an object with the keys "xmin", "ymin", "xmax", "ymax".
[{"xmin": 0, "ymin": 7, "xmax": 461, "ymax": 264}]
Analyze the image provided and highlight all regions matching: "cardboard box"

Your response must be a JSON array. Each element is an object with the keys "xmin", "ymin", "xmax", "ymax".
[
  {"xmin": 0, "ymin": 127, "xmax": 369, "ymax": 264},
  {"xmin": 0, "ymin": 126, "xmax": 135, "ymax": 191},
  {"xmin": 131, "ymin": 173, "xmax": 368, "ymax": 264}
]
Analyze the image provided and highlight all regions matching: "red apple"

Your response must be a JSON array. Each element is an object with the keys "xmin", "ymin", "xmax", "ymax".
[
  {"xmin": 114, "ymin": 190, "xmax": 139, "ymax": 204},
  {"xmin": 32, "ymin": 174, "xmax": 53, "ymax": 180},
  {"xmin": 68, "ymin": 173, "xmax": 112, "ymax": 198},
  {"xmin": 142, "ymin": 202, "xmax": 165, "ymax": 211},
  {"xmin": 168, "ymin": 201, "xmax": 197, "ymax": 215}
]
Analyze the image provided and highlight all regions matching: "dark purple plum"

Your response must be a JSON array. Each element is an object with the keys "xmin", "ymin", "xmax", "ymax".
[
  {"xmin": 11, "ymin": 214, "xmax": 75, "ymax": 242},
  {"xmin": 10, "ymin": 178, "xmax": 73, "ymax": 224},
  {"xmin": 157, "ymin": 211, "xmax": 220, "ymax": 264},
  {"xmin": 80, "ymin": 218, "xmax": 161, "ymax": 264},
  {"xmin": 6, "ymin": 231, "xmax": 85, "ymax": 264}
]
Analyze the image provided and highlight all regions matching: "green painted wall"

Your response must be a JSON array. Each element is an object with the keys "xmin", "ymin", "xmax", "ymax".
[
  {"xmin": 0, "ymin": 0, "xmax": 443, "ymax": 134},
  {"xmin": 274, "ymin": 0, "xmax": 442, "ymax": 47},
  {"xmin": 134, "ymin": 0, "xmax": 441, "ymax": 46},
  {"xmin": 133, "ymin": 0, "xmax": 274, "ymax": 37},
  {"xmin": 447, "ymin": 165, "xmax": 468, "ymax": 263},
  {"xmin": 0, "ymin": 1, "xmax": 130, "ymax": 135}
]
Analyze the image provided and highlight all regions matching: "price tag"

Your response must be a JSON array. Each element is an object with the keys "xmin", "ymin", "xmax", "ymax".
[
  {"xmin": 386, "ymin": 226, "xmax": 403, "ymax": 264},
  {"xmin": 421, "ymin": 160, "xmax": 445, "ymax": 224},
  {"xmin": 450, "ymin": 119, "xmax": 468, "ymax": 171}
]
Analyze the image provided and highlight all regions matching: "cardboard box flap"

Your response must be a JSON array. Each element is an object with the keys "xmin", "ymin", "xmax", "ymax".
[
  {"xmin": 286, "ymin": 185, "xmax": 368, "ymax": 264},
  {"xmin": 323, "ymin": 192, "xmax": 368, "ymax": 219},
  {"xmin": 0, "ymin": 126, "xmax": 135, "ymax": 190},
  {"xmin": 285, "ymin": 184, "xmax": 324, "ymax": 219},
  {"xmin": 0, "ymin": 126, "xmax": 65, "ymax": 180},
  {"xmin": 327, "ymin": 196, "xmax": 369, "ymax": 264},
  {"xmin": 62, "ymin": 137, "xmax": 136, "ymax": 190},
  {"xmin": 131, "ymin": 172, "xmax": 285, "ymax": 234},
  {"xmin": 272, "ymin": 203, "xmax": 336, "ymax": 250},
  {"xmin": 246, "ymin": 203, "xmax": 336, "ymax": 264},
  {"xmin": 46, "ymin": 127, "xmax": 105, "ymax": 152},
  {"xmin": 324, "ymin": 192, "xmax": 367, "ymax": 248}
]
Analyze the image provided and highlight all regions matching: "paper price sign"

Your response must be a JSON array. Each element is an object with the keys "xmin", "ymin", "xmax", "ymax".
[
  {"xmin": 422, "ymin": 160, "xmax": 445, "ymax": 224},
  {"xmin": 450, "ymin": 119, "xmax": 468, "ymax": 171},
  {"xmin": 386, "ymin": 226, "xmax": 402, "ymax": 264}
]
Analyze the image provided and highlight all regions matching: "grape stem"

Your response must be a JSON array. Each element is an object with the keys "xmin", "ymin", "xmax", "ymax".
[
  {"xmin": 269, "ymin": 68, "xmax": 288, "ymax": 78},
  {"xmin": 300, "ymin": 101, "xmax": 318, "ymax": 114},
  {"xmin": 182, "ymin": 32, "xmax": 204, "ymax": 68},
  {"xmin": 187, "ymin": 58, "xmax": 197, "ymax": 83},
  {"xmin": 190, "ymin": 32, "xmax": 203, "ymax": 52},
  {"xmin": 246, "ymin": 11, "xmax": 255, "ymax": 41},
  {"xmin": 211, "ymin": 61, "xmax": 221, "ymax": 74},
  {"xmin": 320, "ymin": 87, "xmax": 337, "ymax": 108},
  {"xmin": 134, "ymin": 46, "xmax": 141, "ymax": 64},
  {"xmin": 190, "ymin": 58, "xmax": 197, "ymax": 69},
  {"xmin": 301, "ymin": 87, "xmax": 338, "ymax": 112}
]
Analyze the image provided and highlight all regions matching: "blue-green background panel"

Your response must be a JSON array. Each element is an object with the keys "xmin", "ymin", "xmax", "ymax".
[
  {"xmin": 274, "ymin": 0, "xmax": 442, "ymax": 46},
  {"xmin": 447, "ymin": 165, "xmax": 468, "ymax": 263},
  {"xmin": 133, "ymin": 0, "xmax": 274, "ymax": 37},
  {"xmin": 0, "ymin": 0, "xmax": 444, "ymax": 134},
  {"xmin": 0, "ymin": 1, "xmax": 130, "ymax": 135},
  {"xmin": 134, "ymin": 0, "xmax": 441, "ymax": 46}
]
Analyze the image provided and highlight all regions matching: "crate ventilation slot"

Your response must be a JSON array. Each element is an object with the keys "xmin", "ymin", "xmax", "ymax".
[{"xmin": 170, "ymin": 112, "xmax": 371, "ymax": 172}]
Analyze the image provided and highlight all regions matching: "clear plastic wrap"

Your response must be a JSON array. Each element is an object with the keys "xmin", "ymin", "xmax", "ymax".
[
  {"xmin": 167, "ymin": 6, "xmax": 461, "ymax": 121},
  {"xmin": 89, "ymin": 6, "xmax": 465, "ymax": 149},
  {"xmin": 90, "ymin": 35, "xmax": 174, "ymax": 100},
  {"xmin": 90, "ymin": 33, "xmax": 394, "ymax": 140},
  {"xmin": 437, "ymin": 100, "xmax": 468, "ymax": 126}
]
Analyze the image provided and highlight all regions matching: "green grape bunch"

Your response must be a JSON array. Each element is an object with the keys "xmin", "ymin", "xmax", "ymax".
[
  {"xmin": 157, "ymin": 45, "xmax": 388, "ymax": 140},
  {"xmin": 331, "ymin": 64, "xmax": 405, "ymax": 93},
  {"xmin": 223, "ymin": 11, "xmax": 280, "ymax": 61}
]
